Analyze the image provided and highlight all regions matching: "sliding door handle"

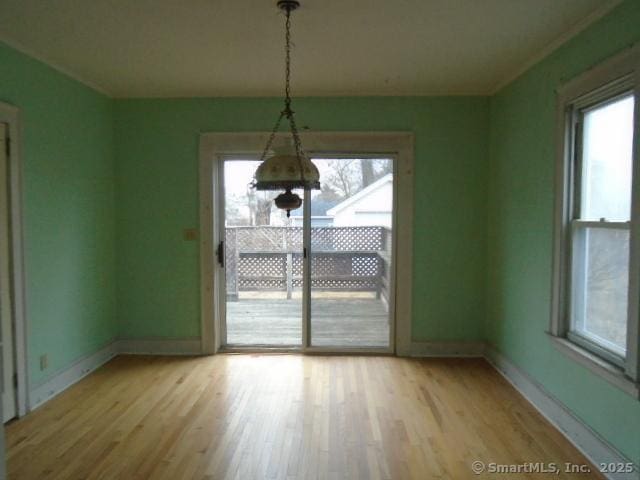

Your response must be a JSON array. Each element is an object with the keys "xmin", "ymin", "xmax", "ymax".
[{"xmin": 216, "ymin": 241, "xmax": 224, "ymax": 267}]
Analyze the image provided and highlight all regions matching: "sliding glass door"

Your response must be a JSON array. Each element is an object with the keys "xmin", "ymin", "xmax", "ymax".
[
  {"xmin": 221, "ymin": 159, "xmax": 304, "ymax": 347},
  {"xmin": 308, "ymin": 158, "xmax": 393, "ymax": 348},
  {"xmin": 218, "ymin": 156, "xmax": 394, "ymax": 351}
]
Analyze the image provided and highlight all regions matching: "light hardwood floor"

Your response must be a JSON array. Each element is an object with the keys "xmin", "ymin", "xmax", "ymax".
[{"xmin": 6, "ymin": 355, "xmax": 604, "ymax": 479}]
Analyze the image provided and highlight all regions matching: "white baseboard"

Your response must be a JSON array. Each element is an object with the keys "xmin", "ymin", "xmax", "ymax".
[
  {"xmin": 28, "ymin": 337, "xmax": 202, "ymax": 411},
  {"xmin": 412, "ymin": 340, "xmax": 637, "ymax": 477},
  {"xmin": 29, "ymin": 340, "xmax": 118, "ymax": 410},
  {"xmin": 116, "ymin": 337, "xmax": 202, "ymax": 355},
  {"xmin": 485, "ymin": 346, "xmax": 638, "ymax": 480},
  {"xmin": 410, "ymin": 341, "xmax": 485, "ymax": 357}
]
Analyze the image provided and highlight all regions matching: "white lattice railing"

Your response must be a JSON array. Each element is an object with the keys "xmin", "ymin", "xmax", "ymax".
[{"xmin": 225, "ymin": 226, "xmax": 392, "ymax": 301}]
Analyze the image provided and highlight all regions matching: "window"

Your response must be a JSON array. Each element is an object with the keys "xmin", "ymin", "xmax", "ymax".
[
  {"xmin": 552, "ymin": 46, "xmax": 639, "ymax": 396},
  {"xmin": 569, "ymin": 93, "xmax": 634, "ymax": 365}
]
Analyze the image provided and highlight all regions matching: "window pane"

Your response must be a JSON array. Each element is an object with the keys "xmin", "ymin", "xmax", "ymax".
[
  {"xmin": 580, "ymin": 94, "xmax": 634, "ymax": 221},
  {"xmin": 223, "ymin": 160, "xmax": 303, "ymax": 346},
  {"xmin": 572, "ymin": 226, "xmax": 628, "ymax": 356},
  {"xmin": 308, "ymin": 158, "xmax": 393, "ymax": 348}
]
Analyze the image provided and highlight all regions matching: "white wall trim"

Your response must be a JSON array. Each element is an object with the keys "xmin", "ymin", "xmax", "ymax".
[
  {"xmin": 410, "ymin": 341, "xmax": 485, "ymax": 357},
  {"xmin": 549, "ymin": 335, "xmax": 639, "ymax": 398},
  {"xmin": 29, "ymin": 340, "xmax": 117, "ymax": 410},
  {"xmin": 27, "ymin": 338, "xmax": 203, "ymax": 411},
  {"xmin": 198, "ymin": 136, "xmax": 219, "ymax": 355},
  {"xmin": 485, "ymin": 346, "xmax": 638, "ymax": 480},
  {"xmin": 0, "ymin": 101, "xmax": 29, "ymax": 418},
  {"xmin": 490, "ymin": 0, "xmax": 624, "ymax": 95},
  {"xmin": 199, "ymin": 132, "xmax": 414, "ymax": 356},
  {"xmin": 116, "ymin": 337, "xmax": 202, "ymax": 355}
]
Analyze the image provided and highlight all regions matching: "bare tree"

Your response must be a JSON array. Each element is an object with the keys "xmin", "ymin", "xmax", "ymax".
[
  {"xmin": 323, "ymin": 159, "xmax": 361, "ymax": 198},
  {"xmin": 247, "ymin": 187, "xmax": 273, "ymax": 226},
  {"xmin": 225, "ymin": 194, "xmax": 250, "ymax": 226},
  {"xmin": 361, "ymin": 159, "xmax": 375, "ymax": 187},
  {"xmin": 255, "ymin": 197, "xmax": 272, "ymax": 225},
  {"xmin": 314, "ymin": 184, "xmax": 342, "ymax": 203},
  {"xmin": 372, "ymin": 158, "xmax": 393, "ymax": 178},
  {"xmin": 320, "ymin": 159, "xmax": 393, "ymax": 199}
]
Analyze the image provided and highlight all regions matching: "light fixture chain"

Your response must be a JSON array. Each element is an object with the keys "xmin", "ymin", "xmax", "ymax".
[
  {"xmin": 259, "ymin": 110, "xmax": 286, "ymax": 162},
  {"xmin": 255, "ymin": 0, "xmax": 317, "ymax": 196},
  {"xmin": 283, "ymin": 5, "xmax": 307, "ymax": 184},
  {"xmin": 284, "ymin": 7, "xmax": 292, "ymax": 110},
  {"xmin": 286, "ymin": 109, "xmax": 305, "ymax": 177}
]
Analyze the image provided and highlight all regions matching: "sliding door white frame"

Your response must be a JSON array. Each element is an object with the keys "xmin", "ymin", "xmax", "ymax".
[{"xmin": 199, "ymin": 132, "xmax": 414, "ymax": 355}]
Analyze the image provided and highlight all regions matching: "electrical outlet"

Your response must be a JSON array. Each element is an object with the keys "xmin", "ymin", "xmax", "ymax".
[
  {"xmin": 39, "ymin": 354, "xmax": 48, "ymax": 371},
  {"xmin": 183, "ymin": 228, "xmax": 198, "ymax": 241}
]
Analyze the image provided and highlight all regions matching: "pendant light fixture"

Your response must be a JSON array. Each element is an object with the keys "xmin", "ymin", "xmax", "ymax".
[{"xmin": 253, "ymin": 0, "xmax": 320, "ymax": 217}]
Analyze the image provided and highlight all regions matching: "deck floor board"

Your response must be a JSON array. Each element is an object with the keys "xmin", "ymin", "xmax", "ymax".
[{"xmin": 226, "ymin": 297, "xmax": 389, "ymax": 347}]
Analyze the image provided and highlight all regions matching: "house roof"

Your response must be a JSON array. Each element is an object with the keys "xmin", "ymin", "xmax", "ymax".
[
  {"xmin": 290, "ymin": 198, "xmax": 339, "ymax": 218},
  {"xmin": 326, "ymin": 174, "xmax": 392, "ymax": 216}
]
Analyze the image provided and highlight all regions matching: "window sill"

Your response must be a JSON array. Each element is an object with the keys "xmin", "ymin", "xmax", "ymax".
[{"xmin": 547, "ymin": 333, "xmax": 639, "ymax": 399}]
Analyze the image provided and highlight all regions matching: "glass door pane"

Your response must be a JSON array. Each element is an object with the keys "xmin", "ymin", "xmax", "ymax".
[
  {"xmin": 222, "ymin": 159, "xmax": 304, "ymax": 347},
  {"xmin": 308, "ymin": 158, "xmax": 393, "ymax": 348}
]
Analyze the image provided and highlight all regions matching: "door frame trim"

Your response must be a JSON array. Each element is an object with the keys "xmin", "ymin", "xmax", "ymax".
[
  {"xmin": 0, "ymin": 102, "xmax": 28, "ymax": 417},
  {"xmin": 199, "ymin": 132, "xmax": 414, "ymax": 355}
]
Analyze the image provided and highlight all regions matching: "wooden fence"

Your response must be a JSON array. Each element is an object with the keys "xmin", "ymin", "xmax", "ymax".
[{"xmin": 225, "ymin": 226, "xmax": 391, "ymax": 302}]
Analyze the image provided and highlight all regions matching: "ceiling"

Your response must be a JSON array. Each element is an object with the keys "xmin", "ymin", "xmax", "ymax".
[{"xmin": 0, "ymin": 0, "xmax": 621, "ymax": 98}]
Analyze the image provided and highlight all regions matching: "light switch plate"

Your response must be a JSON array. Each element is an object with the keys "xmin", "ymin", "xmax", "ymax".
[{"xmin": 183, "ymin": 228, "xmax": 198, "ymax": 241}]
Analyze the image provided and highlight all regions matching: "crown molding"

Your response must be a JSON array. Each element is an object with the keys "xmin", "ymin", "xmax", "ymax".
[
  {"xmin": 0, "ymin": 36, "xmax": 111, "ymax": 96},
  {"xmin": 490, "ymin": 0, "xmax": 624, "ymax": 95}
]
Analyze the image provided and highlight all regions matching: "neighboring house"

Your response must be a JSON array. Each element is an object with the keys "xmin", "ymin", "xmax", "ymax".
[
  {"xmin": 289, "ymin": 199, "xmax": 338, "ymax": 226},
  {"xmin": 289, "ymin": 174, "xmax": 393, "ymax": 227},
  {"xmin": 327, "ymin": 174, "xmax": 392, "ymax": 228}
]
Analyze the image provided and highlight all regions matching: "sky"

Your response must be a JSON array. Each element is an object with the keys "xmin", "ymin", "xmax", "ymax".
[{"xmin": 223, "ymin": 157, "xmax": 391, "ymax": 197}]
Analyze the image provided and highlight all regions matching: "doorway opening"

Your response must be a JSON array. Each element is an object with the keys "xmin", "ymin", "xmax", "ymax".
[
  {"xmin": 218, "ymin": 156, "xmax": 394, "ymax": 351},
  {"xmin": 0, "ymin": 121, "xmax": 16, "ymax": 421},
  {"xmin": 199, "ymin": 132, "xmax": 414, "ymax": 355},
  {"xmin": 0, "ymin": 102, "xmax": 27, "ymax": 421}
]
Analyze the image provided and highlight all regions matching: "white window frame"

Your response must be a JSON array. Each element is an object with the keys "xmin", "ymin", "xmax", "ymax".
[{"xmin": 550, "ymin": 44, "xmax": 640, "ymax": 398}]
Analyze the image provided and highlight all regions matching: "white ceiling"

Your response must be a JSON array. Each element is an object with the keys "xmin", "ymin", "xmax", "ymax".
[{"xmin": 0, "ymin": 0, "xmax": 621, "ymax": 97}]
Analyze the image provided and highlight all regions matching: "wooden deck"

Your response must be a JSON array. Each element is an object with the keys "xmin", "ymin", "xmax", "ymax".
[{"xmin": 226, "ymin": 297, "xmax": 389, "ymax": 347}]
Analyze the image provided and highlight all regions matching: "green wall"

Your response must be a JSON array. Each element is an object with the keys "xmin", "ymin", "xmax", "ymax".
[
  {"xmin": 486, "ymin": 0, "xmax": 640, "ymax": 465},
  {"xmin": 0, "ymin": 42, "xmax": 117, "ymax": 386},
  {"xmin": 113, "ymin": 97, "xmax": 489, "ymax": 341},
  {"xmin": 0, "ymin": 39, "xmax": 489, "ymax": 389}
]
